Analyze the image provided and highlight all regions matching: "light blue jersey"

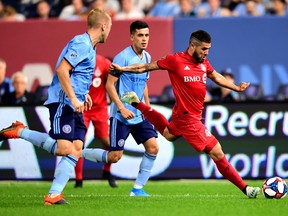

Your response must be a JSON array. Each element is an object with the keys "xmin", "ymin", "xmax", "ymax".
[
  {"xmin": 110, "ymin": 46, "xmax": 151, "ymax": 125},
  {"xmin": 44, "ymin": 33, "xmax": 96, "ymax": 109}
]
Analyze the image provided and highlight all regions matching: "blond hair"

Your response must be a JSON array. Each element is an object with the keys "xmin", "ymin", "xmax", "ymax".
[{"xmin": 87, "ymin": 7, "xmax": 111, "ymax": 29}]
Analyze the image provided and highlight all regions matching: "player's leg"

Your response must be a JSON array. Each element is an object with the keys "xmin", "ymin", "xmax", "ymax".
[
  {"xmin": 100, "ymin": 137, "xmax": 118, "ymax": 187},
  {"xmin": 74, "ymin": 157, "xmax": 84, "ymax": 188},
  {"xmin": 74, "ymin": 112, "xmax": 91, "ymax": 188},
  {"xmin": 92, "ymin": 112, "xmax": 118, "ymax": 188},
  {"xmin": 106, "ymin": 117, "xmax": 130, "ymax": 163},
  {"xmin": 130, "ymin": 120, "xmax": 158, "ymax": 196},
  {"xmin": 44, "ymin": 109, "xmax": 85, "ymax": 205},
  {"xmin": 0, "ymin": 121, "xmax": 59, "ymax": 155},
  {"xmin": 81, "ymin": 117, "xmax": 130, "ymax": 164},
  {"xmin": 207, "ymin": 143, "xmax": 260, "ymax": 198},
  {"xmin": 120, "ymin": 91, "xmax": 176, "ymax": 141}
]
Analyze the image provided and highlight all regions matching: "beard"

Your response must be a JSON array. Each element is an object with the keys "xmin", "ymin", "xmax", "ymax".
[{"xmin": 193, "ymin": 52, "xmax": 205, "ymax": 63}]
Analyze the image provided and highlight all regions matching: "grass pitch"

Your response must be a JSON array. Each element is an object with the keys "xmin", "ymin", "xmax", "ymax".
[{"xmin": 0, "ymin": 180, "xmax": 286, "ymax": 216}]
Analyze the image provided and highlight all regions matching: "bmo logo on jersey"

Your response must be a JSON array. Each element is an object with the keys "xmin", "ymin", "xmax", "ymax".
[{"xmin": 184, "ymin": 73, "xmax": 207, "ymax": 84}]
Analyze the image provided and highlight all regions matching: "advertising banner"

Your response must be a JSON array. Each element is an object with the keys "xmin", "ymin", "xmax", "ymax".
[{"xmin": 0, "ymin": 103, "xmax": 287, "ymax": 180}]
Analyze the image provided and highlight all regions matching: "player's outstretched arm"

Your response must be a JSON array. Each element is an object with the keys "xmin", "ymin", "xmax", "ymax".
[
  {"xmin": 208, "ymin": 70, "xmax": 250, "ymax": 92},
  {"xmin": 109, "ymin": 61, "xmax": 159, "ymax": 74}
]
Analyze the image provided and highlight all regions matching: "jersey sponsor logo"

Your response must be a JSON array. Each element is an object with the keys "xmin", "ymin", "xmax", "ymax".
[
  {"xmin": 62, "ymin": 124, "xmax": 72, "ymax": 134},
  {"xmin": 184, "ymin": 65, "xmax": 190, "ymax": 70},
  {"xmin": 184, "ymin": 76, "xmax": 201, "ymax": 82},
  {"xmin": 184, "ymin": 73, "xmax": 207, "ymax": 84}
]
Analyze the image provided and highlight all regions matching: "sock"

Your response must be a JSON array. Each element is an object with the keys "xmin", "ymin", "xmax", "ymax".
[
  {"xmin": 214, "ymin": 156, "xmax": 247, "ymax": 191},
  {"xmin": 134, "ymin": 152, "xmax": 157, "ymax": 188},
  {"xmin": 135, "ymin": 102, "xmax": 169, "ymax": 135},
  {"xmin": 102, "ymin": 146, "xmax": 111, "ymax": 172},
  {"xmin": 21, "ymin": 128, "xmax": 57, "ymax": 155},
  {"xmin": 75, "ymin": 157, "xmax": 84, "ymax": 181},
  {"xmin": 242, "ymin": 186, "xmax": 248, "ymax": 195},
  {"xmin": 82, "ymin": 148, "xmax": 108, "ymax": 163},
  {"xmin": 49, "ymin": 154, "xmax": 78, "ymax": 194}
]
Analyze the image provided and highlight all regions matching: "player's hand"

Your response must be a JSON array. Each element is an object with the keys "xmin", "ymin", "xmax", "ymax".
[
  {"xmin": 237, "ymin": 82, "xmax": 250, "ymax": 92},
  {"xmin": 84, "ymin": 94, "xmax": 92, "ymax": 111},
  {"xmin": 119, "ymin": 107, "xmax": 135, "ymax": 120},
  {"xmin": 71, "ymin": 97, "xmax": 84, "ymax": 113},
  {"xmin": 109, "ymin": 63, "xmax": 123, "ymax": 74}
]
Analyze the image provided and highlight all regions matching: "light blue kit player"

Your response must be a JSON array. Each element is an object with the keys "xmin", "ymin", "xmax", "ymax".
[
  {"xmin": 0, "ymin": 9, "xmax": 112, "ymax": 205},
  {"xmin": 105, "ymin": 20, "xmax": 159, "ymax": 196}
]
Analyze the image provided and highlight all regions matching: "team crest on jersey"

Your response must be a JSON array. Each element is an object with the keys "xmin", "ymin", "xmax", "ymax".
[
  {"xmin": 92, "ymin": 77, "xmax": 101, "ymax": 88},
  {"xmin": 62, "ymin": 124, "xmax": 72, "ymax": 134},
  {"xmin": 70, "ymin": 52, "xmax": 77, "ymax": 58},
  {"xmin": 205, "ymin": 129, "xmax": 212, "ymax": 137},
  {"xmin": 200, "ymin": 64, "xmax": 206, "ymax": 72},
  {"xmin": 118, "ymin": 139, "xmax": 125, "ymax": 147}
]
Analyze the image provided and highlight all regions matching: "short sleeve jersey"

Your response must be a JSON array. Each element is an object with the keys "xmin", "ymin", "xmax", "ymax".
[
  {"xmin": 157, "ymin": 50, "xmax": 214, "ymax": 120},
  {"xmin": 88, "ymin": 55, "xmax": 111, "ymax": 110},
  {"xmin": 110, "ymin": 46, "xmax": 151, "ymax": 125},
  {"xmin": 44, "ymin": 33, "xmax": 96, "ymax": 109}
]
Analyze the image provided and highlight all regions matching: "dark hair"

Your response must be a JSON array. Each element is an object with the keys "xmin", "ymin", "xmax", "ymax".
[
  {"xmin": 130, "ymin": 20, "xmax": 149, "ymax": 34},
  {"xmin": 189, "ymin": 30, "xmax": 212, "ymax": 45}
]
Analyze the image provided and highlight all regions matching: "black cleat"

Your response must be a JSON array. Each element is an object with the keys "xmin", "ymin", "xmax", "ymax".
[
  {"xmin": 102, "ymin": 170, "xmax": 118, "ymax": 188},
  {"xmin": 74, "ymin": 180, "xmax": 83, "ymax": 188}
]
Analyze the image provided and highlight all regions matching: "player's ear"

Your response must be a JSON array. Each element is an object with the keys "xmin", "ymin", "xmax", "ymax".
[{"xmin": 101, "ymin": 23, "xmax": 107, "ymax": 31}]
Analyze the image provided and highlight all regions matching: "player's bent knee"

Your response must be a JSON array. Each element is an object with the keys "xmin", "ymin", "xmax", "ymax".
[{"xmin": 108, "ymin": 151, "xmax": 123, "ymax": 163}]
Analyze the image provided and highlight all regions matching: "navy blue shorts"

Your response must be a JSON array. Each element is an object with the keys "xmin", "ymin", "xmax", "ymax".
[
  {"xmin": 46, "ymin": 103, "xmax": 87, "ymax": 142},
  {"xmin": 109, "ymin": 117, "xmax": 158, "ymax": 151}
]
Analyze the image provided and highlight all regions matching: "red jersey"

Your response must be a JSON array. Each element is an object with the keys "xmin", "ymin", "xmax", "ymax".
[
  {"xmin": 88, "ymin": 55, "xmax": 111, "ymax": 110},
  {"xmin": 157, "ymin": 50, "xmax": 214, "ymax": 121}
]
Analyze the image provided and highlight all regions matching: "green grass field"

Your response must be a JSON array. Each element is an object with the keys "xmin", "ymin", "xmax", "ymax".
[{"xmin": 0, "ymin": 180, "xmax": 286, "ymax": 216}]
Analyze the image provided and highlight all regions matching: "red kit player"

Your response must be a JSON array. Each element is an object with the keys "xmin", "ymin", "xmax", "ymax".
[{"xmin": 74, "ymin": 55, "xmax": 117, "ymax": 188}]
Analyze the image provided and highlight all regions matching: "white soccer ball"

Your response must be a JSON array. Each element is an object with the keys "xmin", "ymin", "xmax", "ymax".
[{"xmin": 262, "ymin": 176, "xmax": 287, "ymax": 199}]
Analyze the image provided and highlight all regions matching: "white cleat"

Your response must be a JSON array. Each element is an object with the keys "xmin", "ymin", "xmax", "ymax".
[
  {"xmin": 246, "ymin": 186, "xmax": 260, "ymax": 198},
  {"xmin": 120, "ymin": 91, "xmax": 140, "ymax": 105}
]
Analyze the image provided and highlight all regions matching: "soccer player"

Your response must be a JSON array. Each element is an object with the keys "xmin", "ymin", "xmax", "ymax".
[
  {"xmin": 105, "ymin": 20, "xmax": 159, "ymax": 196},
  {"xmin": 74, "ymin": 54, "xmax": 117, "ymax": 188},
  {"xmin": 110, "ymin": 29, "xmax": 261, "ymax": 198},
  {"xmin": 0, "ymin": 8, "xmax": 112, "ymax": 205}
]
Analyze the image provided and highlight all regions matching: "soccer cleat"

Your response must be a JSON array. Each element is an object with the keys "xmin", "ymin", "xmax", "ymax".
[
  {"xmin": 74, "ymin": 180, "xmax": 83, "ymax": 188},
  {"xmin": 102, "ymin": 170, "xmax": 118, "ymax": 188},
  {"xmin": 120, "ymin": 91, "xmax": 140, "ymax": 105},
  {"xmin": 246, "ymin": 186, "xmax": 261, "ymax": 198},
  {"xmin": 0, "ymin": 121, "xmax": 27, "ymax": 141},
  {"xmin": 44, "ymin": 193, "xmax": 69, "ymax": 205},
  {"xmin": 130, "ymin": 188, "xmax": 150, "ymax": 197}
]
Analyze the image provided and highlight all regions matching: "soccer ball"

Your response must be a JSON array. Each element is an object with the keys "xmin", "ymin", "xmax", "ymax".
[{"xmin": 262, "ymin": 176, "xmax": 287, "ymax": 199}]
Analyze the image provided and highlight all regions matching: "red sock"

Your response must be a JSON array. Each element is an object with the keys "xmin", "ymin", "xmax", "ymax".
[
  {"xmin": 214, "ymin": 156, "xmax": 247, "ymax": 190},
  {"xmin": 75, "ymin": 157, "xmax": 84, "ymax": 180},
  {"xmin": 136, "ymin": 102, "xmax": 169, "ymax": 135},
  {"xmin": 102, "ymin": 146, "xmax": 111, "ymax": 172}
]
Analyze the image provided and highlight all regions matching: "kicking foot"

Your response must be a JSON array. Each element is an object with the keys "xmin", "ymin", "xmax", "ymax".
[
  {"xmin": 0, "ymin": 121, "xmax": 27, "ymax": 141},
  {"xmin": 120, "ymin": 91, "xmax": 140, "ymax": 105},
  {"xmin": 102, "ymin": 170, "xmax": 118, "ymax": 188},
  {"xmin": 44, "ymin": 193, "xmax": 69, "ymax": 205},
  {"xmin": 246, "ymin": 186, "xmax": 260, "ymax": 198},
  {"xmin": 130, "ymin": 188, "xmax": 150, "ymax": 197}
]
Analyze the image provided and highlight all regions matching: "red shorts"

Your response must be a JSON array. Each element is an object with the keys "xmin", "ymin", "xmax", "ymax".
[
  {"xmin": 83, "ymin": 107, "xmax": 109, "ymax": 138},
  {"xmin": 168, "ymin": 118, "xmax": 218, "ymax": 153}
]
